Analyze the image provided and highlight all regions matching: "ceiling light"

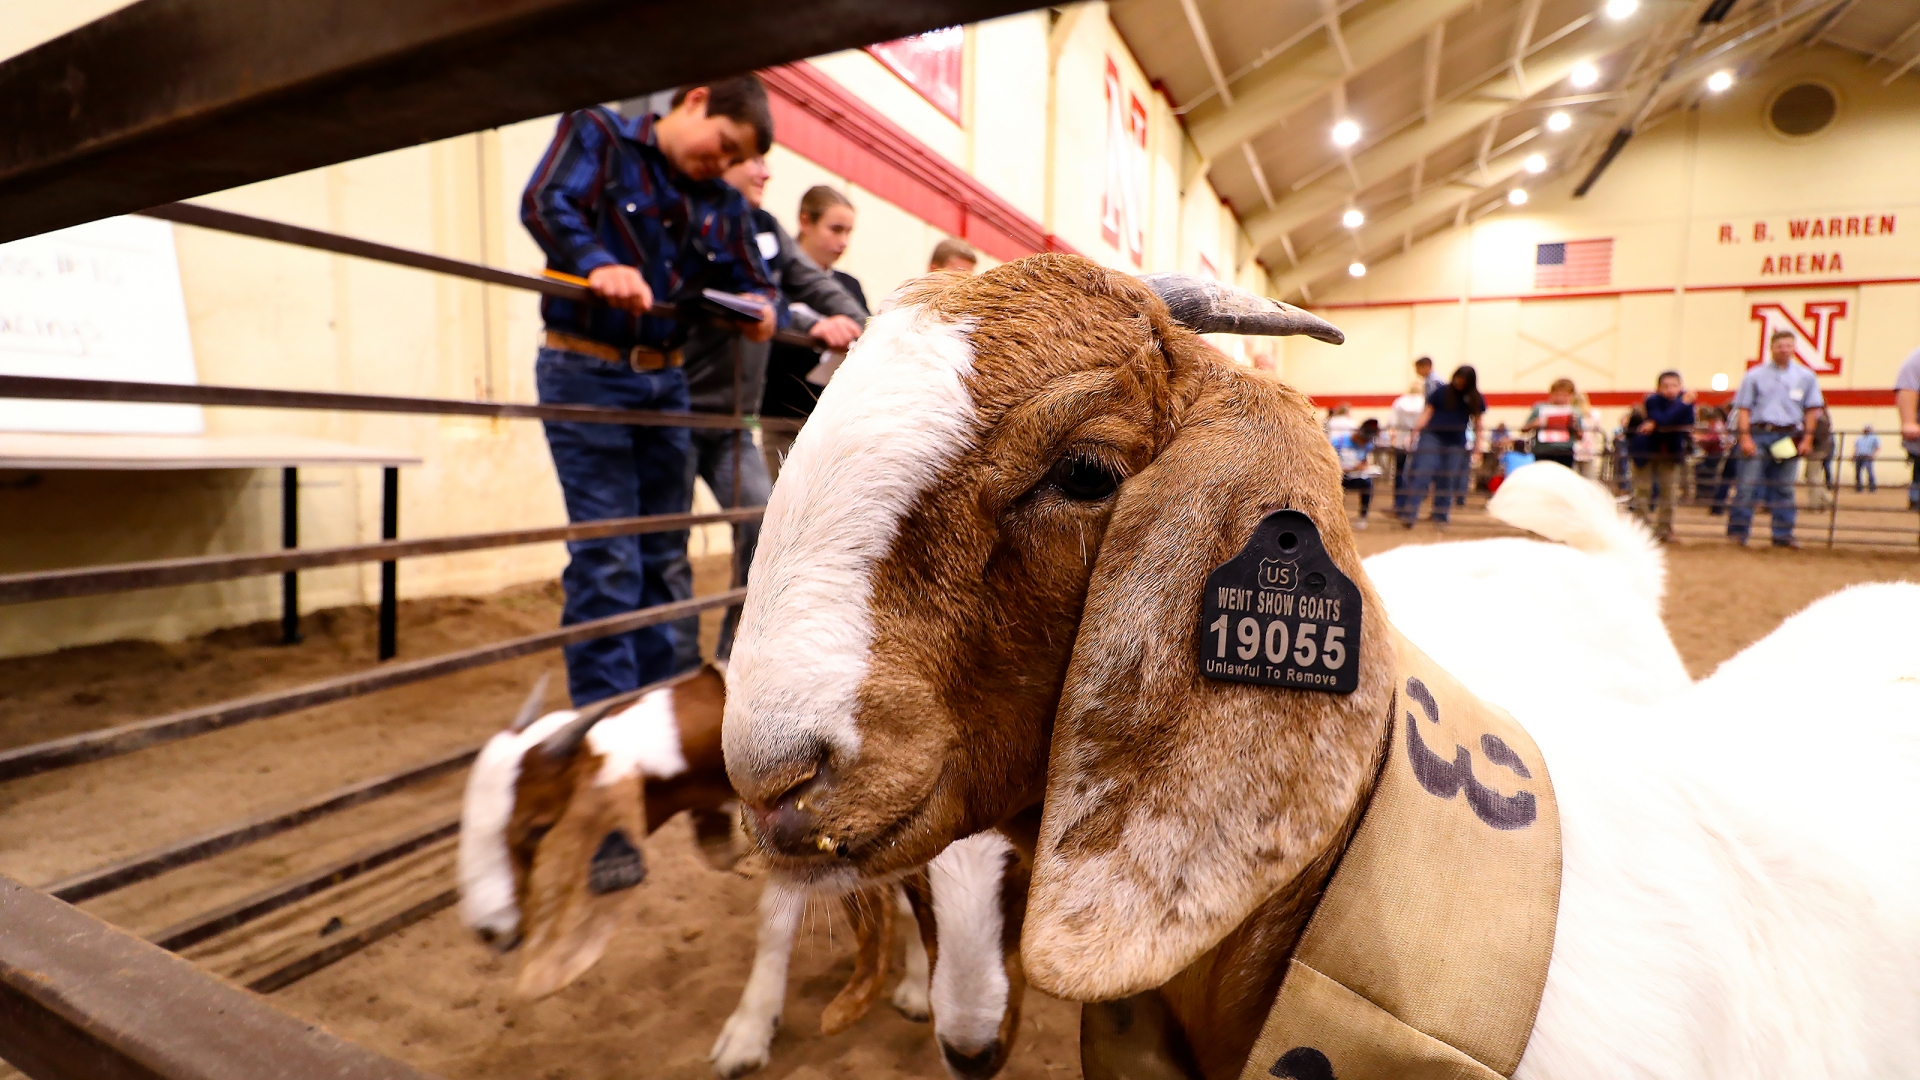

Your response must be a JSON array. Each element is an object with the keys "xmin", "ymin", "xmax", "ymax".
[
  {"xmin": 1331, "ymin": 119, "xmax": 1362, "ymax": 148},
  {"xmin": 1706, "ymin": 69, "xmax": 1734, "ymax": 93},
  {"xmin": 1508, "ymin": 188, "xmax": 1530, "ymax": 205},
  {"xmin": 1524, "ymin": 153, "xmax": 1548, "ymax": 174},
  {"xmin": 1604, "ymin": 0, "xmax": 1639, "ymax": 19},
  {"xmin": 1348, "ymin": 261, "xmax": 1367, "ymax": 278},
  {"xmin": 1570, "ymin": 62, "xmax": 1600, "ymax": 89},
  {"xmin": 1547, "ymin": 110, "xmax": 1573, "ymax": 132},
  {"xmin": 1342, "ymin": 208, "xmax": 1366, "ymax": 228}
]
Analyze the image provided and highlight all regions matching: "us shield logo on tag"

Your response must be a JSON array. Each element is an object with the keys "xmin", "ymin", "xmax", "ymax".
[{"xmin": 1198, "ymin": 510, "xmax": 1362, "ymax": 694}]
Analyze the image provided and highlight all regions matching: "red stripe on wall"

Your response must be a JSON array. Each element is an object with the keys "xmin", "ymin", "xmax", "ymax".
[
  {"xmin": 760, "ymin": 63, "xmax": 1074, "ymax": 264},
  {"xmin": 1305, "ymin": 389, "xmax": 1897, "ymax": 408},
  {"xmin": 1309, "ymin": 275, "xmax": 1920, "ymax": 311}
]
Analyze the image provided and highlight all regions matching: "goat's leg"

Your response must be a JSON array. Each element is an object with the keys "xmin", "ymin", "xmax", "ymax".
[
  {"xmin": 890, "ymin": 882, "xmax": 932, "ymax": 1022},
  {"xmin": 820, "ymin": 883, "xmax": 896, "ymax": 1034},
  {"xmin": 710, "ymin": 882, "xmax": 801, "ymax": 1078}
]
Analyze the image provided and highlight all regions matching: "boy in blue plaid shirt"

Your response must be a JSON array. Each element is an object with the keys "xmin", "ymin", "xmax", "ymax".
[{"xmin": 522, "ymin": 77, "xmax": 779, "ymax": 705}]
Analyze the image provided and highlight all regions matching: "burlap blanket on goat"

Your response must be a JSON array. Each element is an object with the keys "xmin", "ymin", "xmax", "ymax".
[{"xmin": 1240, "ymin": 631, "xmax": 1562, "ymax": 1080}]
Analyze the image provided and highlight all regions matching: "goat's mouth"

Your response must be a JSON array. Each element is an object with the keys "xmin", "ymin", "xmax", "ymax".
[{"xmin": 756, "ymin": 788, "xmax": 941, "ymax": 887}]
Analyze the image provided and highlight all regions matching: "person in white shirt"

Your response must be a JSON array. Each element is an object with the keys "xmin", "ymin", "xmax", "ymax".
[
  {"xmin": 1388, "ymin": 380, "xmax": 1427, "ymax": 501},
  {"xmin": 1326, "ymin": 403, "xmax": 1357, "ymax": 442}
]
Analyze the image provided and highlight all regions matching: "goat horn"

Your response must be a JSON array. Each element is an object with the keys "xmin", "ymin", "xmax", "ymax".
[
  {"xmin": 536, "ymin": 693, "xmax": 628, "ymax": 760},
  {"xmin": 507, "ymin": 673, "xmax": 553, "ymax": 733},
  {"xmin": 1140, "ymin": 273, "xmax": 1345, "ymax": 344}
]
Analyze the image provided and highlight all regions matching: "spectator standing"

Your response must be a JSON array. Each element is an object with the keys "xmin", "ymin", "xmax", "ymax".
[
  {"xmin": 665, "ymin": 155, "xmax": 866, "ymax": 671},
  {"xmin": 1326, "ymin": 403, "xmax": 1356, "ymax": 442},
  {"xmin": 1696, "ymin": 406, "xmax": 1734, "ymax": 512},
  {"xmin": 1396, "ymin": 364, "xmax": 1485, "ymax": 527},
  {"xmin": 1803, "ymin": 411, "xmax": 1836, "ymax": 511},
  {"xmin": 762, "ymin": 186, "xmax": 871, "ymax": 479},
  {"xmin": 1728, "ymin": 328, "xmax": 1826, "ymax": 547},
  {"xmin": 1414, "ymin": 355, "xmax": 1443, "ymax": 398},
  {"xmin": 1497, "ymin": 440, "xmax": 1537, "ymax": 491},
  {"xmin": 1853, "ymin": 425, "xmax": 1881, "ymax": 493},
  {"xmin": 1520, "ymin": 378, "xmax": 1584, "ymax": 471},
  {"xmin": 1630, "ymin": 371, "xmax": 1697, "ymax": 542},
  {"xmin": 1572, "ymin": 389, "xmax": 1604, "ymax": 479},
  {"xmin": 1388, "ymin": 380, "xmax": 1426, "ymax": 499},
  {"xmin": 1896, "ymin": 345, "xmax": 1920, "ymax": 509},
  {"xmin": 523, "ymin": 79, "xmax": 778, "ymax": 705},
  {"xmin": 1332, "ymin": 418, "xmax": 1382, "ymax": 528},
  {"xmin": 928, "ymin": 238, "xmax": 979, "ymax": 274}
]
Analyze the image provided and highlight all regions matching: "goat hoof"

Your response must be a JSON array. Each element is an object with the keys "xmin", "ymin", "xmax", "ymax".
[
  {"xmin": 891, "ymin": 981, "xmax": 931, "ymax": 1023},
  {"xmin": 709, "ymin": 1011, "xmax": 779, "ymax": 1078}
]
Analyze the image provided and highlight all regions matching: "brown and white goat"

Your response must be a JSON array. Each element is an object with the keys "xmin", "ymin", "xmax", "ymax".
[
  {"xmin": 457, "ymin": 667, "xmax": 1033, "ymax": 1079},
  {"xmin": 720, "ymin": 256, "xmax": 1365, "ymax": 1076},
  {"xmin": 725, "ymin": 256, "xmax": 1920, "ymax": 1080}
]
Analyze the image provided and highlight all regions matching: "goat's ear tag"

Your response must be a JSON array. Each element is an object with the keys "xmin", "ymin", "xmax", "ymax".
[{"xmin": 1198, "ymin": 510, "xmax": 1362, "ymax": 694}]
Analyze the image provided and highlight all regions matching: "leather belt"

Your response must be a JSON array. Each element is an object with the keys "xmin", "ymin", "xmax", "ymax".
[
  {"xmin": 1750, "ymin": 423, "xmax": 1797, "ymax": 433},
  {"xmin": 542, "ymin": 330, "xmax": 683, "ymax": 371}
]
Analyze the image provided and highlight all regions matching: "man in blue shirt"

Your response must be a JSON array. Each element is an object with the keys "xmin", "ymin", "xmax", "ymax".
[
  {"xmin": 1728, "ymin": 329, "xmax": 1826, "ymax": 547},
  {"xmin": 523, "ymin": 77, "xmax": 779, "ymax": 706},
  {"xmin": 1853, "ymin": 425, "xmax": 1881, "ymax": 493},
  {"xmin": 1631, "ymin": 372, "xmax": 1696, "ymax": 542}
]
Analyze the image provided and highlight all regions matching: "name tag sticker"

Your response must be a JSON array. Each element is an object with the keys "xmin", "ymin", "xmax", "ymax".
[
  {"xmin": 1790, "ymin": 387, "xmax": 1806, "ymax": 402},
  {"xmin": 1199, "ymin": 510, "xmax": 1363, "ymax": 694}
]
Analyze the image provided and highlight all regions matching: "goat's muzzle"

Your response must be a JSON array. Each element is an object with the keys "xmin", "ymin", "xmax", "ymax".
[{"xmin": 939, "ymin": 1038, "xmax": 1008, "ymax": 1080}]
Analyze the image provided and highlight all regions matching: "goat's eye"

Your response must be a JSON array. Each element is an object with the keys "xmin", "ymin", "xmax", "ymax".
[{"xmin": 1045, "ymin": 455, "xmax": 1120, "ymax": 501}]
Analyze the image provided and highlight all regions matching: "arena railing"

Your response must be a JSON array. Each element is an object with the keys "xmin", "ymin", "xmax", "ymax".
[
  {"xmin": 0, "ymin": 204, "xmax": 790, "ymax": 1028},
  {"xmin": 1362, "ymin": 437, "xmax": 1919, "ymax": 551}
]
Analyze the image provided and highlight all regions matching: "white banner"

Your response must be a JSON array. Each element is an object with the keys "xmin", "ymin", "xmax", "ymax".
[{"xmin": 0, "ymin": 215, "xmax": 202, "ymax": 434}]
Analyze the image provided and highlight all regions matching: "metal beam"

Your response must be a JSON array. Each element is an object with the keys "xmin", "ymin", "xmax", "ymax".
[
  {"xmin": 1422, "ymin": 24, "xmax": 1446, "ymax": 121},
  {"xmin": 0, "ymin": 0, "xmax": 1038, "ymax": 242},
  {"xmin": 0, "ymin": 876, "xmax": 433, "ymax": 1080},
  {"xmin": 1244, "ymin": 16, "xmax": 1634, "ymax": 251},
  {"xmin": 1178, "ymin": 0, "xmax": 1235, "ymax": 107},
  {"xmin": 1187, "ymin": 0, "xmax": 1478, "ymax": 162},
  {"xmin": 1273, "ymin": 144, "xmax": 1538, "ymax": 299}
]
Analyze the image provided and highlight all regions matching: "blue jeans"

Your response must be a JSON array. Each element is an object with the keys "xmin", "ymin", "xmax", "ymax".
[
  {"xmin": 669, "ymin": 426, "xmax": 771, "ymax": 671},
  {"xmin": 1727, "ymin": 431, "xmax": 1798, "ymax": 543},
  {"xmin": 537, "ymin": 347, "xmax": 693, "ymax": 705},
  {"xmin": 1396, "ymin": 435, "xmax": 1467, "ymax": 523}
]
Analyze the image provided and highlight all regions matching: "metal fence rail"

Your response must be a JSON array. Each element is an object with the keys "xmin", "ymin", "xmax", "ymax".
[
  {"xmin": 0, "ymin": 589, "xmax": 743, "ymax": 783},
  {"xmin": 0, "ymin": 374, "xmax": 801, "ymax": 433},
  {"xmin": 0, "ymin": 507, "xmax": 762, "ymax": 606},
  {"xmin": 0, "ymin": 876, "xmax": 435, "ymax": 1080}
]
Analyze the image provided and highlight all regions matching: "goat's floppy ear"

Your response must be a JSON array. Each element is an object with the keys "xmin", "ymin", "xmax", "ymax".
[{"xmin": 1022, "ymin": 338, "xmax": 1394, "ymax": 1002}]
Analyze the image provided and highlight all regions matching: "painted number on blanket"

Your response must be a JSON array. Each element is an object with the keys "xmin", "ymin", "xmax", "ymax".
[
  {"xmin": 1198, "ymin": 510, "xmax": 1362, "ymax": 694},
  {"xmin": 1403, "ymin": 676, "xmax": 1537, "ymax": 830}
]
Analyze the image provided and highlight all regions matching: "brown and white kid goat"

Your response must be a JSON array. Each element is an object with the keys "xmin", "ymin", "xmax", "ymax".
[{"xmin": 456, "ymin": 667, "xmax": 1033, "ymax": 1079}]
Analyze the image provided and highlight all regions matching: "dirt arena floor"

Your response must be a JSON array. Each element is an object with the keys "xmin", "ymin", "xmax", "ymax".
[{"xmin": 2, "ymin": 528, "xmax": 1916, "ymax": 1079}]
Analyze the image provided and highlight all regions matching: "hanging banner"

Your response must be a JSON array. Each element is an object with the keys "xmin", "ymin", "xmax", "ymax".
[
  {"xmin": 1100, "ymin": 58, "xmax": 1148, "ymax": 267},
  {"xmin": 869, "ymin": 28, "xmax": 965, "ymax": 124}
]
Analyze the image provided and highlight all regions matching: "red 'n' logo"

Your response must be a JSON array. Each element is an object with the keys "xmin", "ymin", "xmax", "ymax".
[{"xmin": 1748, "ymin": 300, "xmax": 1846, "ymax": 375}]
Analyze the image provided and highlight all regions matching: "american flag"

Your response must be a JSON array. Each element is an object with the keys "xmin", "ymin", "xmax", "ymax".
[{"xmin": 1534, "ymin": 238, "xmax": 1613, "ymax": 288}]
